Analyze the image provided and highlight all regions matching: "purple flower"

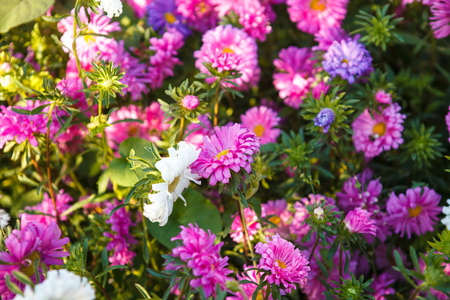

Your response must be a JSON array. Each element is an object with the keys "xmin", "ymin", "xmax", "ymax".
[
  {"xmin": 147, "ymin": 0, "xmax": 190, "ymax": 37},
  {"xmin": 343, "ymin": 207, "xmax": 378, "ymax": 236},
  {"xmin": 322, "ymin": 38, "xmax": 372, "ymax": 84},
  {"xmin": 313, "ymin": 108, "xmax": 335, "ymax": 133}
]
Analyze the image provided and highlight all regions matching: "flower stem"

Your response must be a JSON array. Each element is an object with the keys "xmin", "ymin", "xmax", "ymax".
[
  {"xmin": 213, "ymin": 87, "xmax": 220, "ymax": 127},
  {"xmin": 46, "ymin": 105, "xmax": 61, "ymax": 229},
  {"xmin": 88, "ymin": 271, "xmax": 112, "ymax": 300},
  {"xmin": 72, "ymin": 5, "xmax": 83, "ymax": 80},
  {"xmin": 141, "ymin": 199, "xmax": 159, "ymax": 272},
  {"xmin": 178, "ymin": 117, "xmax": 185, "ymax": 142},
  {"xmin": 409, "ymin": 286, "xmax": 422, "ymax": 300},
  {"xmin": 308, "ymin": 234, "xmax": 320, "ymax": 262},
  {"xmin": 235, "ymin": 198, "xmax": 257, "ymax": 268},
  {"xmin": 177, "ymin": 277, "xmax": 190, "ymax": 300}
]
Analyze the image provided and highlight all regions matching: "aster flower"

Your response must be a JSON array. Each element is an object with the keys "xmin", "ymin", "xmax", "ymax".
[
  {"xmin": 238, "ymin": 5, "xmax": 272, "ymax": 42},
  {"xmin": 147, "ymin": 0, "xmax": 190, "ymax": 36},
  {"xmin": 226, "ymin": 265, "xmax": 269, "ymax": 300},
  {"xmin": 386, "ymin": 187, "xmax": 442, "ymax": 238},
  {"xmin": 13, "ymin": 269, "xmax": 95, "ymax": 300},
  {"xmin": 190, "ymin": 123, "xmax": 261, "ymax": 186},
  {"xmin": 323, "ymin": 38, "xmax": 372, "ymax": 84},
  {"xmin": 0, "ymin": 209, "xmax": 10, "ymax": 229},
  {"xmin": 442, "ymin": 199, "xmax": 450, "ymax": 230},
  {"xmin": 241, "ymin": 106, "xmax": 281, "ymax": 144},
  {"xmin": 230, "ymin": 207, "xmax": 261, "ymax": 243},
  {"xmin": 287, "ymin": 0, "xmax": 349, "ymax": 34},
  {"xmin": 313, "ymin": 25, "xmax": 349, "ymax": 52},
  {"xmin": 194, "ymin": 25, "xmax": 260, "ymax": 90},
  {"xmin": 96, "ymin": 0, "xmax": 123, "ymax": 18},
  {"xmin": 352, "ymin": 103, "xmax": 406, "ymax": 158},
  {"xmin": 343, "ymin": 207, "xmax": 377, "ymax": 236},
  {"xmin": 181, "ymin": 95, "xmax": 200, "ymax": 110},
  {"xmin": 273, "ymin": 47, "xmax": 315, "ymax": 108},
  {"xmin": 175, "ymin": 0, "xmax": 218, "ymax": 32},
  {"xmin": 261, "ymin": 199, "xmax": 293, "ymax": 239},
  {"xmin": 313, "ymin": 108, "xmax": 335, "ymax": 133},
  {"xmin": 254, "ymin": 234, "xmax": 310, "ymax": 293},
  {"xmin": 169, "ymin": 223, "xmax": 232, "ymax": 297},
  {"xmin": 203, "ymin": 47, "xmax": 241, "ymax": 74},
  {"xmin": 371, "ymin": 273, "xmax": 395, "ymax": 300},
  {"xmin": 430, "ymin": 0, "xmax": 450, "ymax": 39},
  {"xmin": 143, "ymin": 142, "xmax": 201, "ymax": 226},
  {"xmin": 375, "ymin": 90, "xmax": 392, "ymax": 104},
  {"xmin": 126, "ymin": 0, "xmax": 152, "ymax": 18}
]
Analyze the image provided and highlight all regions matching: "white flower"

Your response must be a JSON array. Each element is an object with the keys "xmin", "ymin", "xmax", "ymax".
[
  {"xmin": 0, "ymin": 208, "xmax": 10, "ymax": 229},
  {"xmin": 143, "ymin": 142, "xmax": 201, "ymax": 226},
  {"xmin": 96, "ymin": 0, "xmax": 123, "ymax": 19},
  {"xmin": 442, "ymin": 199, "xmax": 450, "ymax": 230},
  {"xmin": 13, "ymin": 269, "xmax": 95, "ymax": 300}
]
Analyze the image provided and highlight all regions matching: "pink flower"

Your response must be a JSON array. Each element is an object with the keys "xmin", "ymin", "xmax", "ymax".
[
  {"xmin": 238, "ymin": 5, "xmax": 272, "ymax": 41},
  {"xmin": 211, "ymin": 0, "xmax": 260, "ymax": 17},
  {"xmin": 446, "ymin": 106, "xmax": 450, "ymax": 142},
  {"xmin": 352, "ymin": 103, "xmax": 406, "ymax": 158},
  {"xmin": 191, "ymin": 123, "xmax": 260, "ymax": 186},
  {"xmin": 230, "ymin": 207, "xmax": 261, "ymax": 243},
  {"xmin": 194, "ymin": 25, "xmax": 260, "ymax": 90},
  {"xmin": 176, "ymin": 0, "xmax": 218, "ymax": 32},
  {"xmin": 375, "ymin": 90, "xmax": 392, "ymax": 104},
  {"xmin": 343, "ymin": 207, "xmax": 377, "ymax": 236},
  {"xmin": 254, "ymin": 234, "xmax": 310, "ymax": 293},
  {"xmin": 287, "ymin": 0, "xmax": 349, "ymax": 34},
  {"xmin": 184, "ymin": 114, "xmax": 214, "ymax": 148},
  {"xmin": 313, "ymin": 25, "xmax": 349, "ymax": 51},
  {"xmin": 386, "ymin": 187, "xmax": 442, "ymax": 238},
  {"xmin": 261, "ymin": 199, "xmax": 293, "ymax": 239},
  {"xmin": 170, "ymin": 224, "xmax": 232, "ymax": 298},
  {"xmin": 126, "ymin": 0, "xmax": 153, "ymax": 18},
  {"xmin": 273, "ymin": 47, "xmax": 315, "ymax": 108},
  {"xmin": 181, "ymin": 95, "xmax": 200, "ymax": 110},
  {"xmin": 430, "ymin": 0, "xmax": 450, "ymax": 39},
  {"xmin": 372, "ymin": 273, "xmax": 395, "ymax": 300},
  {"xmin": 226, "ymin": 265, "xmax": 270, "ymax": 300},
  {"xmin": 241, "ymin": 106, "xmax": 281, "ymax": 144},
  {"xmin": 204, "ymin": 47, "xmax": 241, "ymax": 73}
]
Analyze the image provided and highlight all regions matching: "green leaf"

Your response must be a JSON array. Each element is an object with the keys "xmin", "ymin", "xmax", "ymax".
[
  {"xmin": 12, "ymin": 271, "xmax": 34, "ymax": 287},
  {"xmin": 0, "ymin": 0, "xmax": 54, "ymax": 33},
  {"xmin": 109, "ymin": 158, "xmax": 139, "ymax": 187},
  {"xmin": 95, "ymin": 265, "xmax": 128, "ymax": 278},
  {"xmin": 5, "ymin": 275, "xmax": 23, "ymax": 296},
  {"xmin": 11, "ymin": 108, "xmax": 31, "ymax": 115},
  {"xmin": 135, "ymin": 283, "xmax": 151, "ymax": 299}
]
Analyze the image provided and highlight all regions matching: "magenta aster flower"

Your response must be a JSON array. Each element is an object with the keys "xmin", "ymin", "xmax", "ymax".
[
  {"xmin": 343, "ymin": 207, "xmax": 377, "ymax": 236},
  {"xmin": 238, "ymin": 5, "xmax": 272, "ymax": 41},
  {"xmin": 170, "ymin": 224, "xmax": 232, "ymax": 298},
  {"xmin": 211, "ymin": 0, "xmax": 260, "ymax": 17},
  {"xmin": 372, "ymin": 273, "xmax": 395, "ymax": 300},
  {"xmin": 313, "ymin": 25, "xmax": 349, "ymax": 51},
  {"xmin": 446, "ymin": 106, "xmax": 450, "ymax": 142},
  {"xmin": 430, "ymin": 0, "xmax": 450, "ymax": 39},
  {"xmin": 181, "ymin": 95, "xmax": 200, "ymax": 110},
  {"xmin": 147, "ymin": 0, "xmax": 190, "ymax": 37},
  {"xmin": 194, "ymin": 25, "xmax": 260, "ymax": 90},
  {"xmin": 322, "ymin": 38, "xmax": 372, "ymax": 84},
  {"xmin": 176, "ymin": 0, "xmax": 218, "ymax": 32},
  {"xmin": 126, "ymin": 0, "xmax": 152, "ymax": 18},
  {"xmin": 241, "ymin": 106, "xmax": 281, "ymax": 144},
  {"xmin": 184, "ymin": 114, "xmax": 214, "ymax": 148},
  {"xmin": 273, "ymin": 46, "xmax": 315, "ymax": 108},
  {"xmin": 203, "ymin": 47, "xmax": 241, "ymax": 73},
  {"xmin": 287, "ymin": 0, "xmax": 349, "ymax": 34},
  {"xmin": 352, "ymin": 103, "xmax": 406, "ymax": 158},
  {"xmin": 261, "ymin": 199, "xmax": 293, "ymax": 239},
  {"xmin": 386, "ymin": 187, "xmax": 442, "ymax": 238},
  {"xmin": 230, "ymin": 207, "xmax": 261, "ymax": 244},
  {"xmin": 375, "ymin": 90, "xmax": 392, "ymax": 104},
  {"xmin": 255, "ymin": 234, "xmax": 310, "ymax": 293},
  {"xmin": 190, "ymin": 123, "xmax": 260, "ymax": 186}
]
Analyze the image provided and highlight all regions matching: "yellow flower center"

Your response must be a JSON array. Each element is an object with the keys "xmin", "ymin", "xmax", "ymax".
[
  {"xmin": 19, "ymin": 251, "xmax": 40, "ymax": 277},
  {"xmin": 168, "ymin": 175, "xmax": 181, "ymax": 193},
  {"xmin": 269, "ymin": 216, "xmax": 281, "ymax": 225},
  {"xmin": 372, "ymin": 122, "xmax": 387, "ymax": 137},
  {"xmin": 254, "ymin": 125, "xmax": 265, "ymax": 137},
  {"xmin": 342, "ymin": 58, "xmax": 349, "ymax": 64},
  {"xmin": 199, "ymin": 2, "xmax": 207, "ymax": 13},
  {"xmin": 84, "ymin": 30, "xmax": 96, "ymax": 43},
  {"xmin": 215, "ymin": 149, "xmax": 230, "ymax": 160},
  {"xmin": 310, "ymin": 0, "xmax": 326, "ymax": 11},
  {"xmin": 409, "ymin": 206, "xmax": 422, "ymax": 218},
  {"xmin": 276, "ymin": 260, "xmax": 287, "ymax": 269},
  {"xmin": 222, "ymin": 47, "xmax": 234, "ymax": 54},
  {"xmin": 164, "ymin": 12, "xmax": 177, "ymax": 24}
]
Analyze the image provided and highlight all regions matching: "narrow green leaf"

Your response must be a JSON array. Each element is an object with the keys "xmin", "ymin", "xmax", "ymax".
[{"xmin": 95, "ymin": 265, "xmax": 127, "ymax": 278}]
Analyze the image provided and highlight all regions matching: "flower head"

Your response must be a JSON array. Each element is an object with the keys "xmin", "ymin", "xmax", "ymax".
[
  {"xmin": 147, "ymin": 0, "xmax": 190, "ymax": 36},
  {"xmin": 144, "ymin": 142, "xmax": 201, "ymax": 226},
  {"xmin": 261, "ymin": 199, "xmax": 293, "ymax": 239},
  {"xmin": 96, "ymin": 0, "xmax": 123, "ymax": 18},
  {"xmin": 0, "ymin": 209, "xmax": 10, "ymax": 229},
  {"xmin": 230, "ymin": 207, "xmax": 261, "ymax": 243},
  {"xmin": 241, "ymin": 106, "xmax": 281, "ymax": 144},
  {"xmin": 190, "ymin": 123, "xmax": 260, "ymax": 186},
  {"xmin": 181, "ymin": 95, "xmax": 200, "ymax": 110},
  {"xmin": 375, "ymin": 90, "xmax": 392, "ymax": 104},
  {"xmin": 344, "ymin": 207, "xmax": 377, "ymax": 236},
  {"xmin": 254, "ymin": 234, "xmax": 310, "ymax": 293},
  {"xmin": 175, "ymin": 0, "xmax": 218, "ymax": 32},
  {"xmin": 322, "ymin": 38, "xmax": 372, "ymax": 84},
  {"xmin": 386, "ymin": 187, "xmax": 442, "ymax": 238},
  {"xmin": 313, "ymin": 108, "xmax": 335, "ymax": 133},
  {"xmin": 430, "ymin": 0, "xmax": 450, "ymax": 39},
  {"xmin": 352, "ymin": 103, "xmax": 406, "ymax": 158}
]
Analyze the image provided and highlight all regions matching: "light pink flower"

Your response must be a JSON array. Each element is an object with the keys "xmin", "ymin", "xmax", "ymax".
[
  {"xmin": 126, "ymin": 0, "xmax": 153, "ymax": 18},
  {"xmin": 430, "ymin": 0, "xmax": 450, "ymax": 39},
  {"xmin": 241, "ymin": 106, "xmax": 281, "ymax": 144},
  {"xmin": 343, "ymin": 207, "xmax": 377, "ymax": 236},
  {"xmin": 176, "ymin": 0, "xmax": 218, "ymax": 32},
  {"xmin": 230, "ymin": 207, "xmax": 261, "ymax": 243},
  {"xmin": 261, "ymin": 199, "xmax": 292, "ymax": 239},
  {"xmin": 375, "ymin": 90, "xmax": 392, "ymax": 104}
]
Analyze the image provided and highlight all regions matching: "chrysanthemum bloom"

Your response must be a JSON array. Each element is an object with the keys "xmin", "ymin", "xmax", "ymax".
[
  {"xmin": 210, "ymin": 0, "xmax": 260, "ymax": 17},
  {"xmin": 255, "ymin": 234, "xmax": 310, "ymax": 293},
  {"xmin": 104, "ymin": 200, "xmax": 137, "ymax": 266},
  {"xmin": 144, "ymin": 142, "xmax": 201, "ymax": 226},
  {"xmin": 105, "ymin": 103, "xmax": 169, "ymax": 151},
  {"xmin": 56, "ymin": 78, "xmax": 86, "ymax": 108},
  {"xmin": 314, "ymin": 108, "xmax": 335, "ymax": 133},
  {"xmin": 194, "ymin": 25, "xmax": 260, "ymax": 90},
  {"xmin": 287, "ymin": 0, "xmax": 349, "ymax": 34},
  {"xmin": 190, "ymin": 123, "xmax": 261, "ymax": 186},
  {"xmin": 21, "ymin": 190, "xmax": 73, "ymax": 227},
  {"xmin": 203, "ymin": 47, "xmax": 241, "ymax": 74},
  {"xmin": 336, "ymin": 169, "xmax": 382, "ymax": 213},
  {"xmin": 170, "ymin": 224, "xmax": 232, "ymax": 297},
  {"xmin": 238, "ymin": 5, "xmax": 272, "ymax": 42},
  {"xmin": 176, "ymin": 0, "xmax": 218, "ymax": 32},
  {"xmin": 181, "ymin": 95, "xmax": 200, "ymax": 110},
  {"xmin": 261, "ymin": 199, "xmax": 293, "ymax": 239},
  {"xmin": 442, "ymin": 199, "xmax": 450, "ymax": 230},
  {"xmin": 226, "ymin": 264, "xmax": 269, "ymax": 300},
  {"xmin": 352, "ymin": 103, "xmax": 406, "ymax": 158},
  {"xmin": 386, "ymin": 187, "xmax": 442, "ymax": 238},
  {"xmin": 343, "ymin": 207, "xmax": 377, "ymax": 236},
  {"xmin": 322, "ymin": 38, "xmax": 372, "ymax": 84},
  {"xmin": 375, "ymin": 90, "xmax": 392, "ymax": 104},
  {"xmin": 273, "ymin": 47, "xmax": 315, "ymax": 108},
  {"xmin": 96, "ymin": 0, "xmax": 123, "ymax": 18},
  {"xmin": 184, "ymin": 114, "xmax": 214, "ymax": 149},
  {"xmin": 126, "ymin": 0, "xmax": 152, "ymax": 18},
  {"xmin": 446, "ymin": 106, "xmax": 450, "ymax": 142},
  {"xmin": 430, "ymin": 0, "xmax": 450, "ymax": 39},
  {"xmin": 0, "ymin": 209, "xmax": 10, "ymax": 229},
  {"xmin": 241, "ymin": 106, "xmax": 281, "ymax": 144},
  {"xmin": 13, "ymin": 269, "xmax": 95, "ymax": 300},
  {"xmin": 313, "ymin": 25, "xmax": 348, "ymax": 51},
  {"xmin": 147, "ymin": 0, "xmax": 190, "ymax": 36},
  {"xmin": 0, "ymin": 222, "xmax": 69, "ymax": 299},
  {"xmin": 371, "ymin": 273, "xmax": 395, "ymax": 300},
  {"xmin": 230, "ymin": 207, "xmax": 261, "ymax": 243}
]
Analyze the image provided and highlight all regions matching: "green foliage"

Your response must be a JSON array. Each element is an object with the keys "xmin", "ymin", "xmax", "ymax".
[
  {"xmin": 65, "ymin": 239, "xmax": 89, "ymax": 276},
  {"xmin": 0, "ymin": 0, "xmax": 54, "ymax": 33},
  {"xmin": 428, "ymin": 229, "xmax": 450, "ymax": 259},
  {"xmin": 327, "ymin": 273, "xmax": 374, "ymax": 300}
]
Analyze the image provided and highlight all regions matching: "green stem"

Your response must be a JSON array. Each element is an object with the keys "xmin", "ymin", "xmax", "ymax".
[
  {"xmin": 177, "ymin": 277, "xmax": 190, "ymax": 300},
  {"xmin": 70, "ymin": 170, "xmax": 87, "ymax": 196},
  {"xmin": 72, "ymin": 6, "xmax": 83, "ymax": 80},
  {"xmin": 178, "ymin": 117, "xmax": 185, "ymax": 142},
  {"xmin": 308, "ymin": 234, "xmax": 320, "ymax": 262},
  {"xmin": 87, "ymin": 272, "xmax": 112, "ymax": 300},
  {"xmin": 409, "ymin": 285, "xmax": 423, "ymax": 300},
  {"xmin": 213, "ymin": 87, "xmax": 220, "ymax": 127},
  {"xmin": 141, "ymin": 199, "xmax": 159, "ymax": 272},
  {"xmin": 235, "ymin": 198, "xmax": 257, "ymax": 268}
]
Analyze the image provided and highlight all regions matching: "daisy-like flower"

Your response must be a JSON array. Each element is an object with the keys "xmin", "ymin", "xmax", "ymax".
[
  {"xmin": 352, "ymin": 103, "xmax": 406, "ymax": 158},
  {"xmin": 254, "ymin": 234, "xmax": 310, "ymax": 293},
  {"xmin": 371, "ymin": 273, "xmax": 395, "ymax": 300},
  {"xmin": 322, "ymin": 38, "xmax": 372, "ymax": 84},
  {"xmin": 13, "ymin": 269, "xmax": 95, "ymax": 300},
  {"xmin": 314, "ymin": 108, "xmax": 335, "ymax": 133},
  {"xmin": 442, "ymin": 199, "xmax": 450, "ymax": 230},
  {"xmin": 261, "ymin": 199, "xmax": 293, "ymax": 239},
  {"xmin": 96, "ymin": 0, "xmax": 123, "ymax": 18},
  {"xmin": 241, "ymin": 106, "xmax": 281, "ymax": 144},
  {"xmin": 147, "ymin": 0, "xmax": 190, "ymax": 36},
  {"xmin": 375, "ymin": 90, "xmax": 392, "ymax": 104},
  {"xmin": 238, "ymin": 5, "xmax": 272, "ymax": 42},
  {"xmin": 194, "ymin": 25, "xmax": 260, "ymax": 90},
  {"xmin": 430, "ymin": 0, "xmax": 450, "ymax": 39},
  {"xmin": 0, "ymin": 209, "xmax": 10, "ymax": 229},
  {"xmin": 203, "ymin": 47, "xmax": 241, "ymax": 74},
  {"xmin": 190, "ymin": 123, "xmax": 261, "ymax": 186},
  {"xmin": 273, "ymin": 46, "xmax": 315, "ymax": 108},
  {"xmin": 230, "ymin": 207, "xmax": 261, "ymax": 243},
  {"xmin": 143, "ymin": 142, "xmax": 201, "ymax": 226},
  {"xmin": 176, "ymin": 0, "xmax": 218, "ymax": 32},
  {"xmin": 287, "ymin": 0, "xmax": 349, "ymax": 34},
  {"xmin": 386, "ymin": 187, "xmax": 442, "ymax": 238},
  {"xmin": 343, "ymin": 207, "xmax": 377, "ymax": 236}
]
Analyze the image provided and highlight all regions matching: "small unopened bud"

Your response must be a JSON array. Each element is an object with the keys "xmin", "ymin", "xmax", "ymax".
[
  {"xmin": 314, "ymin": 207, "xmax": 324, "ymax": 219},
  {"xmin": 181, "ymin": 95, "xmax": 199, "ymax": 110}
]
